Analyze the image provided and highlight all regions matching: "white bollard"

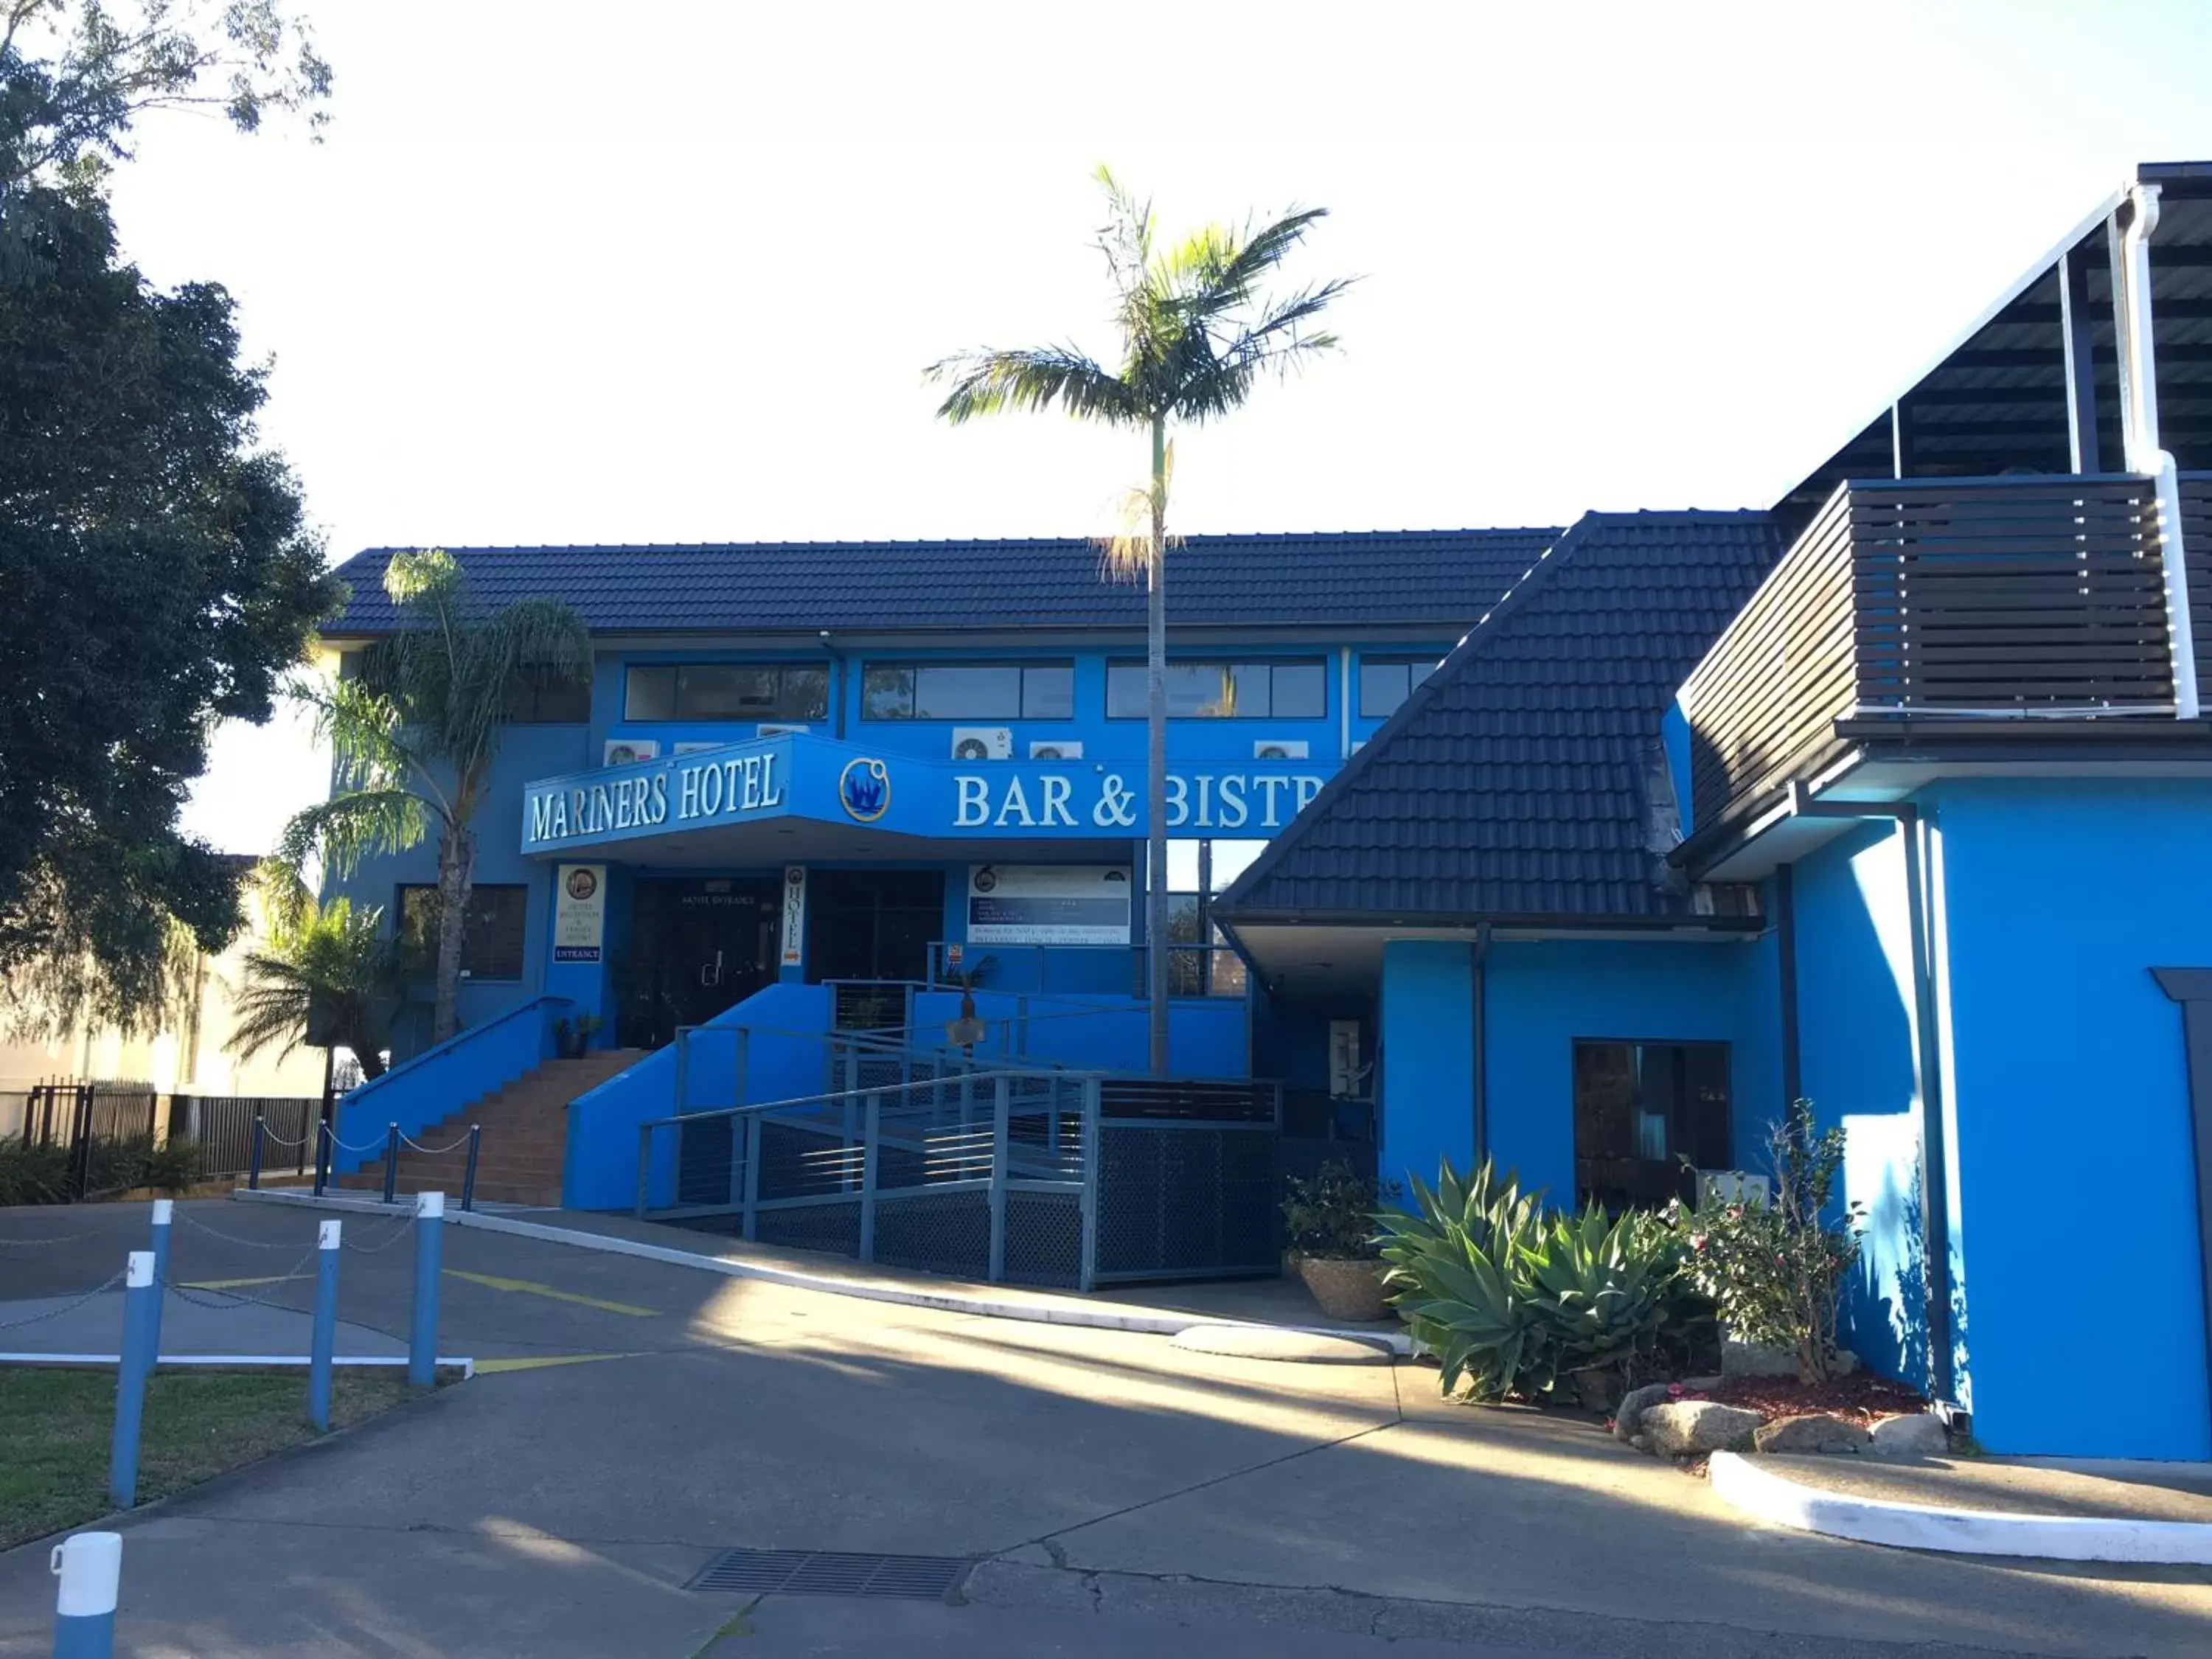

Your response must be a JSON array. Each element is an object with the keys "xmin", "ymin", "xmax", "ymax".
[{"xmin": 50, "ymin": 1531, "xmax": 120, "ymax": 1658}]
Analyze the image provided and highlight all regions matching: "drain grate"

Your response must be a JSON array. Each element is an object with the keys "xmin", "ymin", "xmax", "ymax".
[{"xmin": 686, "ymin": 1548, "xmax": 973, "ymax": 1601}]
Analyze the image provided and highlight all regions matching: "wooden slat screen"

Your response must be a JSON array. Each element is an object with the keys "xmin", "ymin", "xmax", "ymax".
[
  {"xmin": 2180, "ymin": 473, "xmax": 2212, "ymax": 703},
  {"xmin": 1848, "ymin": 477, "xmax": 2169, "ymax": 712},
  {"xmin": 1678, "ymin": 485, "xmax": 1857, "ymax": 829}
]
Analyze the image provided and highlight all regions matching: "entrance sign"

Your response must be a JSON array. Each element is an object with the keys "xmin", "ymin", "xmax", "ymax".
[
  {"xmin": 779, "ymin": 866, "xmax": 807, "ymax": 967},
  {"xmin": 553, "ymin": 863, "xmax": 608, "ymax": 962},
  {"xmin": 967, "ymin": 865, "xmax": 1131, "ymax": 945}
]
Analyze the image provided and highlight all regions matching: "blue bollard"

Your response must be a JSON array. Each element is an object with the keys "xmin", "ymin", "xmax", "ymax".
[
  {"xmin": 459, "ymin": 1125, "xmax": 481, "ymax": 1214},
  {"xmin": 381, "ymin": 1123, "xmax": 400, "ymax": 1206},
  {"xmin": 145, "ymin": 1200, "xmax": 170, "ymax": 1366},
  {"xmin": 307, "ymin": 1219, "xmax": 341, "ymax": 1432},
  {"xmin": 49, "ymin": 1531, "xmax": 120, "ymax": 1659},
  {"xmin": 407, "ymin": 1191, "xmax": 443, "ymax": 1389},
  {"xmin": 107, "ymin": 1253, "xmax": 155, "ymax": 1509},
  {"xmin": 312, "ymin": 1120, "xmax": 331, "ymax": 1198}
]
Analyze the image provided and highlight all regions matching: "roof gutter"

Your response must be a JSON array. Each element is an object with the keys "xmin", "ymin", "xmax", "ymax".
[
  {"xmin": 1784, "ymin": 782, "xmax": 1958, "ymax": 1409},
  {"xmin": 2115, "ymin": 181, "xmax": 2199, "ymax": 720}
]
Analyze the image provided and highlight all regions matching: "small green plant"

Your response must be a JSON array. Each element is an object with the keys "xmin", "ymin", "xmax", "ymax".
[
  {"xmin": 1379, "ymin": 1158, "xmax": 1711, "ymax": 1401},
  {"xmin": 1280, "ymin": 1160, "xmax": 1398, "ymax": 1260},
  {"xmin": 0, "ymin": 1140, "xmax": 72, "ymax": 1206},
  {"xmin": 1663, "ymin": 1098, "xmax": 1864, "ymax": 1382}
]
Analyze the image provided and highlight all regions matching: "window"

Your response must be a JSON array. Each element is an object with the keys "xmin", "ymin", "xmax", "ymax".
[
  {"xmin": 1357, "ymin": 656, "xmax": 1439, "ymax": 720},
  {"xmin": 623, "ymin": 663, "xmax": 827, "ymax": 723},
  {"xmin": 860, "ymin": 662, "xmax": 1074, "ymax": 720},
  {"xmin": 1107, "ymin": 659, "xmax": 1326, "ymax": 720},
  {"xmin": 504, "ymin": 665, "xmax": 591, "ymax": 723},
  {"xmin": 397, "ymin": 884, "xmax": 529, "ymax": 982},
  {"xmin": 1572, "ymin": 1041, "xmax": 1732, "ymax": 1211}
]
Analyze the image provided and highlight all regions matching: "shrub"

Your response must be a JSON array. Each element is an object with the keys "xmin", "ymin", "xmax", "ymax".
[
  {"xmin": 0, "ymin": 1140, "xmax": 72, "ymax": 1206},
  {"xmin": 1379, "ymin": 1159, "xmax": 1711, "ymax": 1400},
  {"xmin": 1663, "ymin": 1099, "xmax": 1864, "ymax": 1382},
  {"xmin": 1280, "ymin": 1160, "xmax": 1399, "ymax": 1260}
]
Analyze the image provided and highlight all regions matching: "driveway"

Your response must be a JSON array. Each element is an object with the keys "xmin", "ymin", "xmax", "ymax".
[{"xmin": 1, "ymin": 1199, "xmax": 2206, "ymax": 1657}]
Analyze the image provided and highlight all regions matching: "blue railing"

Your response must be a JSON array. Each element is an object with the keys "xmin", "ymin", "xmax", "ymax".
[{"xmin": 333, "ymin": 995, "xmax": 574, "ymax": 1175}]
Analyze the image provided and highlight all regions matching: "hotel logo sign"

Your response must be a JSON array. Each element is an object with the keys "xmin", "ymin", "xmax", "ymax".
[{"xmin": 838, "ymin": 757, "xmax": 891, "ymax": 822}]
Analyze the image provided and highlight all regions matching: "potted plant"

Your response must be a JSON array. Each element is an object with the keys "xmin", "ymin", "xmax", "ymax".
[
  {"xmin": 1281, "ymin": 1159, "xmax": 1400, "ymax": 1322},
  {"xmin": 554, "ymin": 1012, "xmax": 602, "ymax": 1060}
]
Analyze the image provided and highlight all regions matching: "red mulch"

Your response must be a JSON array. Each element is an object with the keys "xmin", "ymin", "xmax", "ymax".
[{"xmin": 1615, "ymin": 1371, "xmax": 1925, "ymax": 1430}]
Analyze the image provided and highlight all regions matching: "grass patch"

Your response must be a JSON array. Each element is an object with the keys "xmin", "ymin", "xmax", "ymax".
[{"xmin": 0, "ymin": 1367, "xmax": 417, "ymax": 1548}]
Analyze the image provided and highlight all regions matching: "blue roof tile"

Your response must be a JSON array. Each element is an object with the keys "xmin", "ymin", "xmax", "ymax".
[{"xmin": 1217, "ymin": 510, "xmax": 1783, "ymax": 925}]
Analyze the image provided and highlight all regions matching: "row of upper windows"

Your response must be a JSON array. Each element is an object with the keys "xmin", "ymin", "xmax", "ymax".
[{"xmin": 611, "ymin": 658, "xmax": 1442, "ymax": 725}]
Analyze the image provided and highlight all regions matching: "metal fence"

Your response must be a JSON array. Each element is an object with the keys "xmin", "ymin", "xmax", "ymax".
[
  {"xmin": 167, "ymin": 1095, "xmax": 321, "ymax": 1180},
  {"xmin": 639, "ymin": 1052, "xmax": 1281, "ymax": 1290}
]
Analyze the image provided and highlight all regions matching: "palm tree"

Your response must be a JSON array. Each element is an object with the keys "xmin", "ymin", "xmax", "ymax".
[
  {"xmin": 276, "ymin": 549, "xmax": 591, "ymax": 1043},
  {"xmin": 228, "ymin": 890, "xmax": 406, "ymax": 1081},
  {"xmin": 929, "ymin": 167, "xmax": 1349, "ymax": 1074}
]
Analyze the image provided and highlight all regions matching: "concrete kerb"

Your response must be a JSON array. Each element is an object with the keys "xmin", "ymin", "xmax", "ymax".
[
  {"xmin": 230, "ymin": 1187, "xmax": 1417, "ymax": 1357},
  {"xmin": 0, "ymin": 1354, "xmax": 475, "ymax": 1377},
  {"xmin": 1708, "ymin": 1450, "xmax": 2212, "ymax": 1564}
]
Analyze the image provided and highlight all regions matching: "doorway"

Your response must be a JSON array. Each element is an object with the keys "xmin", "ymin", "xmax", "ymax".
[
  {"xmin": 807, "ymin": 869, "xmax": 945, "ymax": 985},
  {"xmin": 617, "ymin": 877, "xmax": 782, "ymax": 1049}
]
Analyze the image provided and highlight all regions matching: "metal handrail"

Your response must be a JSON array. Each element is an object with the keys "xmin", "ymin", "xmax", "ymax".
[{"xmin": 639, "ymin": 1066, "xmax": 1096, "ymax": 1133}]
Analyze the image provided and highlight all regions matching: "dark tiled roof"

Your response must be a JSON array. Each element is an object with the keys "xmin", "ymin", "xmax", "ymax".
[
  {"xmin": 326, "ymin": 529, "xmax": 1562, "ymax": 636},
  {"xmin": 1217, "ymin": 510, "xmax": 1784, "ymax": 924}
]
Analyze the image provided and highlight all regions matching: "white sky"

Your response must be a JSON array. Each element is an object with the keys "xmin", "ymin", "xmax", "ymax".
[{"xmin": 102, "ymin": 0, "xmax": 2212, "ymax": 855}]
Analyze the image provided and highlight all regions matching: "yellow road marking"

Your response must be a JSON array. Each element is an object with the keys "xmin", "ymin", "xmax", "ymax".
[
  {"xmin": 178, "ymin": 1275, "xmax": 300, "ymax": 1290},
  {"xmin": 442, "ymin": 1269, "xmax": 656, "ymax": 1318},
  {"xmin": 472, "ymin": 1352, "xmax": 647, "ymax": 1374}
]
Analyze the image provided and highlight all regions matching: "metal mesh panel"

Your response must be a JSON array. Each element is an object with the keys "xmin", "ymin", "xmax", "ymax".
[
  {"xmin": 1096, "ymin": 1125, "xmax": 1277, "ymax": 1277},
  {"xmin": 758, "ymin": 1117, "xmax": 861, "ymax": 1200},
  {"xmin": 754, "ymin": 1200, "xmax": 862, "ymax": 1257},
  {"xmin": 1002, "ymin": 1190, "xmax": 1082, "ymax": 1287},
  {"xmin": 871, "ymin": 1189, "xmax": 990, "ymax": 1278},
  {"xmin": 676, "ymin": 1117, "xmax": 737, "ymax": 1208}
]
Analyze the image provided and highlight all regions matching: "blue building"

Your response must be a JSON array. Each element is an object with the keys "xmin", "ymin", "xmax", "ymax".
[{"xmin": 326, "ymin": 162, "xmax": 2212, "ymax": 1460}]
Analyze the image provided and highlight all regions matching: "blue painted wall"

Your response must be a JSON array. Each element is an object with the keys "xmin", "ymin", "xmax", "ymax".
[
  {"xmin": 908, "ymin": 988, "xmax": 1248, "ymax": 1079},
  {"xmin": 334, "ymin": 994, "xmax": 571, "ymax": 1175},
  {"xmin": 1378, "ymin": 941, "xmax": 1475, "ymax": 1191},
  {"xmin": 1928, "ymin": 778, "xmax": 2212, "ymax": 1459}
]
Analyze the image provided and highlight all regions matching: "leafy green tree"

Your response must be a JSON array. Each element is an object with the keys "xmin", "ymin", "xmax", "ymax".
[
  {"xmin": 0, "ymin": 180, "xmax": 338, "ymax": 1035},
  {"xmin": 276, "ymin": 549, "xmax": 591, "ymax": 1044},
  {"xmin": 929, "ymin": 167, "xmax": 1349, "ymax": 1072},
  {"xmin": 228, "ymin": 885, "xmax": 403, "ymax": 1081}
]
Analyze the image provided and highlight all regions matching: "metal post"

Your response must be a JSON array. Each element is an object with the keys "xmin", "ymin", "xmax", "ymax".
[
  {"xmin": 247, "ymin": 1115, "xmax": 265, "ymax": 1192},
  {"xmin": 308, "ymin": 1219, "xmax": 340, "ymax": 1432},
  {"xmin": 380, "ymin": 1123, "xmax": 400, "ymax": 1206},
  {"xmin": 460, "ymin": 1126, "xmax": 481, "ymax": 1213},
  {"xmin": 312, "ymin": 1120, "xmax": 331, "ymax": 1198},
  {"xmin": 633, "ymin": 1124, "xmax": 651, "ymax": 1220},
  {"xmin": 49, "ymin": 1531, "xmax": 120, "ymax": 1659},
  {"xmin": 741, "ymin": 1113, "xmax": 761, "ymax": 1242},
  {"xmin": 408, "ymin": 1192, "xmax": 443, "ymax": 1389},
  {"xmin": 987, "ymin": 1077, "xmax": 1009, "ymax": 1283},
  {"xmin": 859, "ymin": 1093, "xmax": 880, "ymax": 1264},
  {"xmin": 145, "ymin": 1200, "xmax": 170, "ymax": 1363},
  {"xmin": 108, "ymin": 1252, "xmax": 155, "ymax": 1509},
  {"xmin": 841, "ymin": 1099, "xmax": 857, "ymax": 1191},
  {"xmin": 734, "ymin": 1028, "xmax": 750, "ymax": 1108},
  {"xmin": 1079, "ymin": 1077, "xmax": 1101, "ymax": 1292}
]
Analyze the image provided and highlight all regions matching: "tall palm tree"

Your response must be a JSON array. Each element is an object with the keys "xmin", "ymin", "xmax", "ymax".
[
  {"xmin": 929, "ymin": 167, "xmax": 1349, "ymax": 1074},
  {"xmin": 276, "ymin": 549, "xmax": 591, "ymax": 1043},
  {"xmin": 228, "ymin": 890, "xmax": 406, "ymax": 1081}
]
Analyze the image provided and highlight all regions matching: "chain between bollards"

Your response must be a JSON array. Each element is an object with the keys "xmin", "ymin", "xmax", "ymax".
[{"xmin": 50, "ymin": 1531, "xmax": 120, "ymax": 1659}]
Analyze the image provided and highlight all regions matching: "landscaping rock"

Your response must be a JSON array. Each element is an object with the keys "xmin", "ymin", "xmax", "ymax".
[
  {"xmin": 1722, "ymin": 1337, "xmax": 1798, "ymax": 1377},
  {"xmin": 1753, "ymin": 1413, "xmax": 1871, "ymax": 1455},
  {"xmin": 1682, "ymin": 1374, "xmax": 1725, "ymax": 1391},
  {"xmin": 1614, "ymin": 1382, "xmax": 1674, "ymax": 1443},
  {"xmin": 1868, "ymin": 1412, "xmax": 1950, "ymax": 1458},
  {"xmin": 1641, "ymin": 1401, "xmax": 1762, "ymax": 1457}
]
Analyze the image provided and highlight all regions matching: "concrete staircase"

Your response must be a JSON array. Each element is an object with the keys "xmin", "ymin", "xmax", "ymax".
[{"xmin": 340, "ymin": 1048, "xmax": 646, "ymax": 1208}]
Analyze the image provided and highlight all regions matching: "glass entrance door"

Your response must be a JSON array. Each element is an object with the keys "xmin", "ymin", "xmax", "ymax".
[
  {"xmin": 806, "ymin": 869, "xmax": 945, "ymax": 985},
  {"xmin": 617, "ymin": 877, "xmax": 782, "ymax": 1049}
]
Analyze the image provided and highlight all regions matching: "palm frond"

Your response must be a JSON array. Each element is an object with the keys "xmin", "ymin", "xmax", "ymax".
[
  {"xmin": 1095, "ymin": 441, "xmax": 1178, "ymax": 582},
  {"xmin": 1166, "ymin": 206, "xmax": 1336, "ymax": 320},
  {"xmin": 927, "ymin": 346, "xmax": 1140, "ymax": 426},
  {"xmin": 275, "ymin": 789, "xmax": 432, "ymax": 883}
]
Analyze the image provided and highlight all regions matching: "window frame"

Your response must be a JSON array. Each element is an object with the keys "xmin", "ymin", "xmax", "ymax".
[
  {"xmin": 395, "ymin": 883, "xmax": 531, "ymax": 984},
  {"xmin": 858, "ymin": 660, "xmax": 1077, "ymax": 722},
  {"xmin": 1571, "ymin": 1037, "xmax": 1733, "ymax": 1212},
  {"xmin": 1357, "ymin": 655, "xmax": 1440, "ymax": 721},
  {"xmin": 1105, "ymin": 658, "xmax": 1329, "ymax": 720},
  {"xmin": 622, "ymin": 661, "xmax": 829, "ymax": 724}
]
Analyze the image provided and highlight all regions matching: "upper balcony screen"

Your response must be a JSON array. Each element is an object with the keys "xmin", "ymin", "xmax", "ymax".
[{"xmin": 1107, "ymin": 660, "xmax": 1326, "ymax": 720}]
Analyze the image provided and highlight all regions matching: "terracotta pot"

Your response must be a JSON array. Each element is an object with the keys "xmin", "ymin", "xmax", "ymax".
[{"xmin": 1295, "ymin": 1255, "xmax": 1391, "ymax": 1323}]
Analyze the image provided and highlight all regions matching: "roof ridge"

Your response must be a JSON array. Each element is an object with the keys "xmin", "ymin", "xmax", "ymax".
[{"xmin": 342, "ymin": 526, "xmax": 1566, "ymax": 560}]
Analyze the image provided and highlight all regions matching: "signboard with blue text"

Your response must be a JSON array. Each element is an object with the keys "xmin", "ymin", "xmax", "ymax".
[{"xmin": 518, "ymin": 733, "xmax": 1334, "ymax": 856}]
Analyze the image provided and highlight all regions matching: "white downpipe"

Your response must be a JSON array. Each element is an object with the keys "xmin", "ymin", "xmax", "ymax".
[{"xmin": 2118, "ymin": 183, "xmax": 2198, "ymax": 719}]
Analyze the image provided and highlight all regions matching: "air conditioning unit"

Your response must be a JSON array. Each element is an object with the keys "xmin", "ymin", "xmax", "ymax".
[
  {"xmin": 757, "ymin": 723, "xmax": 810, "ymax": 739},
  {"xmin": 1028, "ymin": 740, "xmax": 1083, "ymax": 760},
  {"xmin": 950, "ymin": 726, "xmax": 1014, "ymax": 761},
  {"xmin": 602, "ymin": 738, "xmax": 659, "ymax": 767},
  {"xmin": 1253, "ymin": 739, "xmax": 1310, "ymax": 760}
]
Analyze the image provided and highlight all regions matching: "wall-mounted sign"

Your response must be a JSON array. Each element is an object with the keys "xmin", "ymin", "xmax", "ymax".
[
  {"xmin": 553, "ymin": 863, "xmax": 608, "ymax": 962},
  {"xmin": 967, "ymin": 865, "xmax": 1131, "ymax": 946},
  {"xmin": 838, "ymin": 757, "xmax": 891, "ymax": 822},
  {"xmin": 779, "ymin": 866, "xmax": 807, "ymax": 967},
  {"xmin": 952, "ymin": 769, "xmax": 1324, "ymax": 831}
]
